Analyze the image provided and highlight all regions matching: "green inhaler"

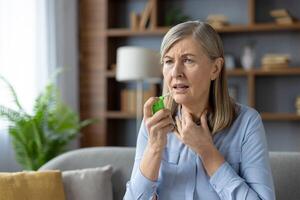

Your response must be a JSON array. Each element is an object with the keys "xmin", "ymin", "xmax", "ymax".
[
  {"xmin": 152, "ymin": 93, "xmax": 170, "ymax": 114},
  {"xmin": 152, "ymin": 96, "xmax": 165, "ymax": 114}
]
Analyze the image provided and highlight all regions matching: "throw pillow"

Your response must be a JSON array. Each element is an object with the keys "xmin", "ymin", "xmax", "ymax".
[
  {"xmin": 62, "ymin": 165, "xmax": 113, "ymax": 200},
  {"xmin": 0, "ymin": 170, "xmax": 66, "ymax": 200}
]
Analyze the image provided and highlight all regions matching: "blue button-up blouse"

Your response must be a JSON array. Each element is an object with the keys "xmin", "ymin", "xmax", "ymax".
[{"xmin": 124, "ymin": 104, "xmax": 275, "ymax": 200}]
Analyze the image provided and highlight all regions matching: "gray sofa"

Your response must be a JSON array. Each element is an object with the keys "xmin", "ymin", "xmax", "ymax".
[{"xmin": 39, "ymin": 147, "xmax": 300, "ymax": 200}]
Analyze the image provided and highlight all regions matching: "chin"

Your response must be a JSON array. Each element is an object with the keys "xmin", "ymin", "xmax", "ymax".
[{"xmin": 173, "ymin": 95, "xmax": 190, "ymax": 105}]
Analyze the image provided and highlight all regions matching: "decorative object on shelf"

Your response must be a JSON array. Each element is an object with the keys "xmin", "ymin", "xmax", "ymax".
[
  {"xmin": 241, "ymin": 44, "xmax": 256, "ymax": 70},
  {"xmin": 206, "ymin": 14, "xmax": 229, "ymax": 29},
  {"xmin": 165, "ymin": 7, "xmax": 190, "ymax": 26},
  {"xmin": 116, "ymin": 46, "xmax": 161, "ymax": 134},
  {"xmin": 224, "ymin": 54, "xmax": 235, "ymax": 70},
  {"xmin": 130, "ymin": 12, "xmax": 140, "ymax": 30},
  {"xmin": 0, "ymin": 75, "xmax": 95, "ymax": 170},
  {"xmin": 228, "ymin": 84, "xmax": 238, "ymax": 101},
  {"xmin": 295, "ymin": 96, "xmax": 300, "ymax": 115},
  {"xmin": 270, "ymin": 9, "xmax": 295, "ymax": 25},
  {"xmin": 261, "ymin": 54, "xmax": 290, "ymax": 70},
  {"xmin": 139, "ymin": 0, "xmax": 155, "ymax": 29}
]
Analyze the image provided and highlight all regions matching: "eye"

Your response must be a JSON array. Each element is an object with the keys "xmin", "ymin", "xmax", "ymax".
[
  {"xmin": 183, "ymin": 58, "xmax": 194, "ymax": 64},
  {"xmin": 164, "ymin": 59, "xmax": 173, "ymax": 65}
]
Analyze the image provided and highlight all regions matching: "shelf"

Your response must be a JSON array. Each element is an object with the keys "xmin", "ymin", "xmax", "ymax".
[
  {"xmin": 227, "ymin": 69, "xmax": 248, "ymax": 76},
  {"xmin": 106, "ymin": 27, "xmax": 168, "ymax": 37},
  {"xmin": 106, "ymin": 111, "xmax": 136, "ymax": 119},
  {"xmin": 253, "ymin": 68, "xmax": 300, "ymax": 76},
  {"xmin": 216, "ymin": 23, "xmax": 300, "ymax": 33},
  {"xmin": 261, "ymin": 113, "xmax": 300, "ymax": 121},
  {"xmin": 106, "ymin": 23, "xmax": 300, "ymax": 37},
  {"xmin": 227, "ymin": 68, "xmax": 300, "ymax": 76}
]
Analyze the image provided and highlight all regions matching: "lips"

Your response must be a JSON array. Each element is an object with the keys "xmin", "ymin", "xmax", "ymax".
[
  {"xmin": 172, "ymin": 83, "xmax": 189, "ymax": 93},
  {"xmin": 172, "ymin": 83, "xmax": 189, "ymax": 89}
]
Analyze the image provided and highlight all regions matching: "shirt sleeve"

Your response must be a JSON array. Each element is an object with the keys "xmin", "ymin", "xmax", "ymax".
[
  {"xmin": 123, "ymin": 119, "xmax": 158, "ymax": 200},
  {"xmin": 210, "ymin": 110, "xmax": 276, "ymax": 200}
]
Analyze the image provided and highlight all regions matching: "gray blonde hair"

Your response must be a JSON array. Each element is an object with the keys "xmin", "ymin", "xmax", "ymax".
[{"xmin": 161, "ymin": 21, "xmax": 237, "ymax": 134}]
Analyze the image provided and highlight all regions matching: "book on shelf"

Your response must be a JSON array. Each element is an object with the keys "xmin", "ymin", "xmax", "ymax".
[
  {"xmin": 120, "ymin": 89, "xmax": 136, "ymax": 114},
  {"xmin": 206, "ymin": 14, "xmax": 229, "ymax": 28},
  {"xmin": 207, "ymin": 14, "xmax": 228, "ymax": 23},
  {"xmin": 296, "ymin": 96, "xmax": 300, "ymax": 115},
  {"xmin": 270, "ymin": 9, "xmax": 290, "ymax": 18},
  {"xmin": 261, "ymin": 54, "xmax": 290, "ymax": 70},
  {"xmin": 275, "ymin": 16, "xmax": 294, "ymax": 25},
  {"xmin": 262, "ymin": 64, "xmax": 289, "ymax": 70},
  {"xmin": 270, "ymin": 9, "xmax": 295, "ymax": 25},
  {"xmin": 120, "ymin": 86, "xmax": 156, "ymax": 113}
]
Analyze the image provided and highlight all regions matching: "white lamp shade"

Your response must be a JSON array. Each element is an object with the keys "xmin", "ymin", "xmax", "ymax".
[{"xmin": 116, "ymin": 46, "xmax": 161, "ymax": 82}]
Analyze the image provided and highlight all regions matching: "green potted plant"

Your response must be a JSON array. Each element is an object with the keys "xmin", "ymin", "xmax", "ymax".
[
  {"xmin": 0, "ymin": 75, "xmax": 95, "ymax": 170},
  {"xmin": 165, "ymin": 7, "xmax": 190, "ymax": 26}
]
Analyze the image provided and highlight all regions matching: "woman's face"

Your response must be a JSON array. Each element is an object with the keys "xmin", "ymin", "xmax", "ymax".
[{"xmin": 162, "ymin": 36, "xmax": 221, "ymax": 107}]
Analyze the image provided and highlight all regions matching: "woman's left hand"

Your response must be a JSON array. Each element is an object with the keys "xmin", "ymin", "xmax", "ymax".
[
  {"xmin": 174, "ymin": 109, "xmax": 214, "ymax": 155},
  {"xmin": 175, "ymin": 109, "xmax": 225, "ymax": 176}
]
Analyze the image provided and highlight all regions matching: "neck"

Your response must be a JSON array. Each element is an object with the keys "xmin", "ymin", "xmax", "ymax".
[{"xmin": 181, "ymin": 100, "xmax": 209, "ymax": 120}]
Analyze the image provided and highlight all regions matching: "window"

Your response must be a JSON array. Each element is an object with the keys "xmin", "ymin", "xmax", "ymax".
[{"xmin": 0, "ymin": 0, "xmax": 48, "ymax": 129}]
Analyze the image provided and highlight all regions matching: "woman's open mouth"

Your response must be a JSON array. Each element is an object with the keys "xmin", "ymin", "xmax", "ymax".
[{"xmin": 172, "ymin": 83, "xmax": 189, "ymax": 94}]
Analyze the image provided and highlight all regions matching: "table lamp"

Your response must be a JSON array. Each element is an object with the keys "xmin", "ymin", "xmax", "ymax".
[{"xmin": 116, "ymin": 46, "xmax": 161, "ymax": 134}]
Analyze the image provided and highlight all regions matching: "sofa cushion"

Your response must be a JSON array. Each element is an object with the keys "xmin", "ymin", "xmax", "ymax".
[
  {"xmin": 62, "ymin": 165, "xmax": 113, "ymax": 200},
  {"xmin": 0, "ymin": 170, "xmax": 65, "ymax": 200}
]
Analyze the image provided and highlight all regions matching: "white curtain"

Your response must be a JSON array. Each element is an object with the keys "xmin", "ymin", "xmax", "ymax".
[
  {"xmin": 0, "ymin": 0, "xmax": 78, "ymax": 171},
  {"xmin": 0, "ymin": 0, "xmax": 49, "ymax": 171}
]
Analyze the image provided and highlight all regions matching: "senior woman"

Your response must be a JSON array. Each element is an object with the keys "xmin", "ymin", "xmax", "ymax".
[{"xmin": 124, "ymin": 21, "xmax": 275, "ymax": 200}]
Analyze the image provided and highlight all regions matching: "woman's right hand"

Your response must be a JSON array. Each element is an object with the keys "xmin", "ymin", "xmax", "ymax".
[{"xmin": 143, "ymin": 97, "xmax": 174, "ymax": 152}]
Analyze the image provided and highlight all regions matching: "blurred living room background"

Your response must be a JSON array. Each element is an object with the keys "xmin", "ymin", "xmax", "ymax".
[{"xmin": 1, "ymin": 0, "xmax": 300, "ymax": 172}]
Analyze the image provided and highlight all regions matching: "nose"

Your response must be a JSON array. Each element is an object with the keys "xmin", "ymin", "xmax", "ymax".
[{"xmin": 171, "ymin": 61, "xmax": 184, "ymax": 78}]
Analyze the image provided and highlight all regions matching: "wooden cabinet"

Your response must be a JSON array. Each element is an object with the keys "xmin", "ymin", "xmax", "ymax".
[{"xmin": 79, "ymin": 0, "xmax": 300, "ymax": 148}]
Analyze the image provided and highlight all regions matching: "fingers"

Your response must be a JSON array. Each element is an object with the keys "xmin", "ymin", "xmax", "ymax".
[
  {"xmin": 181, "ymin": 109, "xmax": 186, "ymax": 127},
  {"xmin": 144, "ymin": 97, "xmax": 159, "ymax": 119},
  {"xmin": 146, "ymin": 109, "xmax": 174, "ymax": 133},
  {"xmin": 175, "ymin": 116, "xmax": 182, "ymax": 133},
  {"xmin": 148, "ymin": 109, "xmax": 172, "ymax": 126},
  {"xmin": 200, "ymin": 110, "xmax": 209, "ymax": 130},
  {"xmin": 150, "ymin": 118, "xmax": 174, "ymax": 135},
  {"xmin": 160, "ymin": 124, "xmax": 175, "ymax": 134},
  {"xmin": 183, "ymin": 110, "xmax": 194, "ymax": 126}
]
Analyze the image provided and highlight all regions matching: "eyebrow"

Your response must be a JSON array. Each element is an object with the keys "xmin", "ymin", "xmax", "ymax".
[
  {"xmin": 182, "ymin": 53, "xmax": 196, "ymax": 57},
  {"xmin": 164, "ymin": 53, "xmax": 196, "ymax": 59}
]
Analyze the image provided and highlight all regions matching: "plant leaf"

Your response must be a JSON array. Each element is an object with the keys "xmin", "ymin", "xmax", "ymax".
[{"xmin": 0, "ymin": 75, "xmax": 25, "ymax": 111}]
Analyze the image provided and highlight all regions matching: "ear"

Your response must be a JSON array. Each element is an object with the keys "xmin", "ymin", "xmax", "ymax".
[{"xmin": 210, "ymin": 57, "xmax": 223, "ymax": 81}]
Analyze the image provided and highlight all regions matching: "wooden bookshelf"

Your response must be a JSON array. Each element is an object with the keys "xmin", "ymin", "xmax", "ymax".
[{"xmin": 80, "ymin": 0, "xmax": 300, "ymax": 147}]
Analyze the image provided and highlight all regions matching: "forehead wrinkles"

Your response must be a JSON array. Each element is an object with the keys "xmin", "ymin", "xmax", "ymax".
[{"xmin": 165, "ymin": 42, "xmax": 196, "ymax": 58}]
